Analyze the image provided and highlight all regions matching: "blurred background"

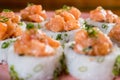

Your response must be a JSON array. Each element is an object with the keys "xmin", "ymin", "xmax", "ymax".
[{"xmin": 0, "ymin": 0, "xmax": 120, "ymax": 15}]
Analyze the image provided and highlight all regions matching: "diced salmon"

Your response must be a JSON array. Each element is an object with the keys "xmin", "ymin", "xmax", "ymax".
[
  {"xmin": 74, "ymin": 28, "xmax": 112, "ymax": 56},
  {"xmin": 45, "ymin": 15, "xmax": 65, "ymax": 32}
]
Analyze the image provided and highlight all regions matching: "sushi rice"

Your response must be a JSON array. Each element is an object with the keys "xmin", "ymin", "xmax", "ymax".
[
  {"xmin": 86, "ymin": 18, "xmax": 115, "ymax": 35},
  {"xmin": 7, "ymin": 45, "xmax": 63, "ymax": 80}
]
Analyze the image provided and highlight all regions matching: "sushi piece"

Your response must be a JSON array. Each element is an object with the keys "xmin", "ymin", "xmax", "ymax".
[
  {"xmin": 86, "ymin": 6, "xmax": 120, "ymax": 34},
  {"xmin": 7, "ymin": 28, "xmax": 63, "ymax": 80},
  {"xmin": 20, "ymin": 3, "xmax": 47, "ymax": 28},
  {"xmin": 64, "ymin": 26, "xmax": 120, "ymax": 80},
  {"xmin": 0, "ymin": 9, "xmax": 25, "ymax": 40},
  {"xmin": 0, "ymin": 9, "xmax": 26, "ymax": 62},
  {"xmin": 43, "ymin": 6, "xmax": 83, "ymax": 44}
]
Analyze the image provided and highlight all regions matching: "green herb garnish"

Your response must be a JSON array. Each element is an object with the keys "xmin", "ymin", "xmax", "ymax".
[
  {"xmin": 79, "ymin": 66, "xmax": 88, "ymax": 72},
  {"xmin": 1, "ymin": 40, "xmax": 16, "ymax": 49},
  {"xmin": 64, "ymin": 33, "xmax": 68, "ymax": 37},
  {"xmin": 1, "ymin": 41, "xmax": 10, "ymax": 49},
  {"xmin": 112, "ymin": 55, "xmax": 120, "ymax": 76},
  {"xmin": 2, "ymin": 9, "xmax": 12, "ymax": 12},
  {"xmin": 18, "ymin": 22, "xmax": 23, "ymax": 26},
  {"xmin": 83, "ymin": 22, "xmax": 98, "ymax": 37},
  {"xmin": 56, "ymin": 34, "xmax": 62, "ymax": 40},
  {"xmin": 53, "ymin": 67, "xmax": 60, "ymax": 80},
  {"xmin": 26, "ymin": 23, "xmax": 34, "ymax": 30},
  {"xmin": 0, "ymin": 16, "xmax": 9, "ymax": 23},
  {"xmin": 69, "ymin": 43, "xmax": 75, "ymax": 49},
  {"xmin": 10, "ymin": 65, "xmax": 23, "ymax": 80},
  {"xmin": 62, "ymin": 5, "xmax": 71, "ymax": 10},
  {"xmin": 53, "ymin": 53, "xmax": 68, "ymax": 80},
  {"xmin": 33, "ymin": 64, "xmax": 43, "ymax": 72},
  {"xmin": 27, "ymin": 3, "xmax": 34, "ymax": 7},
  {"xmin": 62, "ymin": 44, "xmax": 65, "ymax": 49},
  {"xmin": 96, "ymin": 57, "xmax": 104, "ymax": 63},
  {"xmin": 37, "ymin": 23, "xmax": 41, "ymax": 29},
  {"xmin": 102, "ymin": 24, "xmax": 108, "ymax": 29},
  {"xmin": 83, "ymin": 46, "xmax": 92, "ymax": 53}
]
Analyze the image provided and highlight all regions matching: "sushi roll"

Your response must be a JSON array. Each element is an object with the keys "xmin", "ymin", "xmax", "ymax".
[
  {"xmin": 64, "ymin": 26, "xmax": 120, "ymax": 80},
  {"xmin": 43, "ymin": 6, "xmax": 83, "ymax": 44},
  {"xmin": 20, "ymin": 3, "xmax": 47, "ymax": 29},
  {"xmin": 0, "ymin": 9, "xmax": 26, "ymax": 62},
  {"xmin": 86, "ymin": 6, "xmax": 120, "ymax": 34},
  {"xmin": 7, "ymin": 28, "xmax": 63, "ymax": 80}
]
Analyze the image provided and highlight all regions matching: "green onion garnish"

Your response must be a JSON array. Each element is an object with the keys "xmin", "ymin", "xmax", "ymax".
[
  {"xmin": 56, "ymin": 34, "xmax": 62, "ymax": 40},
  {"xmin": 33, "ymin": 64, "xmax": 43, "ymax": 72},
  {"xmin": 96, "ymin": 57, "xmax": 104, "ymax": 63},
  {"xmin": 64, "ymin": 33, "xmax": 68, "ymax": 36},
  {"xmin": 1, "ymin": 40, "xmax": 16, "ymax": 49},
  {"xmin": 27, "ymin": 3, "xmax": 34, "ymax": 7},
  {"xmin": 2, "ymin": 9, "xmax": 12, "ymax": 12},
  {"xmin": 62, "ymin": 5, "xmax": 70, "ymax": 10},
  {"xmin": 1, "ymin": 42, "xmax": 10, "ymax": 49},
  {"xmin": 79, "ymin": 66, "xmax": 88, "ymax": 72},
  {"xmin": 102, "ymin": 24, "xmax": 108, "ymax": 29},
  {"xmin": 26, "ymin": 23, "xmax": 34, "ymax": 30},
  {"xmin": 69, "ymin": 43, "xmax": 75, "ymax": 49},
  {"xmin": 83, "ymin": 22, "xmax": 98, "ymax": 37},
  {"xmin": 83, "ymin": 46, "xmax": 92, "ymax": 53},
  {"xmin": 10, "ymin": 65, "xmax": 23, "ymax": 80},
  {"xmin": 112, "ymin": 55, "xmax": 120, "ymax": 76},
  {"xmin": 37, "ymin": 23, "xmax": 41, "ymax": 29},
  {"xmin": 18, "ymin": 22, "xmax": 23, "ymax": 26},
  {"xmin": 0, "ymin": 16, "xmax": 9, "ymax": 23}
]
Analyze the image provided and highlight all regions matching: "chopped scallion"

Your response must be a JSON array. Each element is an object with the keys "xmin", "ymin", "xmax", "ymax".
[
  {"xmin": 112, "ymin": 55, "xmax": 120, "ymax": 76},
  {"xmin": 0, "ymin": 16, "xmax": 9, "ymax": 23},
  {"xmin": 26, "ymin": 23, "xmax": 34, "ymax": 30},
  {"xmin": 1, "ymin": 42, "xmax": 10, "ymax": 49},
  {"xmin": 83, "ymin": 46, "xmax": 92, "ymax": 53},
  {"xmin": 79, "ymin": 66, "xmax": 88, "ymax": 72},
  {"xmin": 102, "ymin": 24, "xmax": 108, "ymax": 29},
  {"xmin": 56, "ymin": 34, "xmax": 62, "ymax": 40},
  {"xmin": 2, "ymin": 9, "xmax": 12, "ymax": 12},
  {"xmin": 62, "ymin": 5, "xmax": 70, "ymax": 10}
]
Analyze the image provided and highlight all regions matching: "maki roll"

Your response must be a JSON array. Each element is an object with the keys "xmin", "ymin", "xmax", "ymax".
[
  {"xmin": 0, "ymin": 9, "xmax": 25, "ymax": 62},
  {"xmin": 7, "ymin": 28, "xmax": 63, "ymax": 80},
  {"xmin": 64, "ymin": 26, "xmax": 120, "ymax": 80},
  {"xmin": 43, "ymin": 6, "xmax": 83, "ymax": 44},
  {"xmin": 86, "ymin": 6, "xmax": 120, "ymax": 34}
]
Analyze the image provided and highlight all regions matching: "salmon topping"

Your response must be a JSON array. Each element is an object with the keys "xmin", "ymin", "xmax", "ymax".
[
  {"xmin": 20, "ymin": 4, "xmax": 47, "ymax": 22},
  {"xmin": 0, "ymin": 10, "xmax": 22, "ymax": 40},
  {"xmin": 45, "ymin": 6, "xmax": 81, "ymax": 32},
  {"xmin": 74, "ymin": 27, "xmax": 112, "ymax": 56},
  {"xmin": 90, "ymin": 6, "xmax": 119, "ymax": 23},
  {"xmin": 14, "ymin": 29, "xmax": 60, "ymax": 57}
]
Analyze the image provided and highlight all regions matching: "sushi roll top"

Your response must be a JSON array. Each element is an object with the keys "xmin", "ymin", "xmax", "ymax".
[
  {"xmin": 14, "ymin": 28, "xmax": 60, "ymax": 57},
  {"xmin": 74, "ymin": 27, "xmax": 112, "ymax": 56},
  {"xmin": 90, "ymin": 6, "xmax": 119, "ymax": 23},
  {"xmin": 45, "ymin": 6, "xmax": 81, "ymax": 32},
  {"xmin": 0, "ymin": 9, "xmax": 22, "ymax": 40},
  {"xmin": 20, "ymin": 4, "xmax": 47, "ymax": 22}
]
